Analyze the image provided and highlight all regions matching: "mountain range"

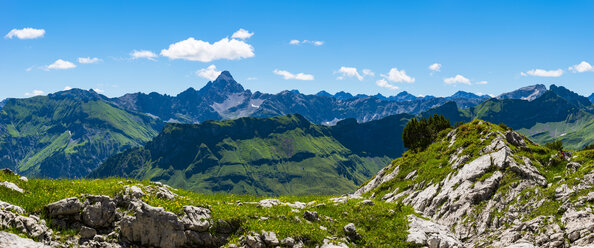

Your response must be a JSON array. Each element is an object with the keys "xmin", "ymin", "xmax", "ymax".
[
  {"xmin": 0, "ymin": 89, "xmax": 162, "ymax": 178},
  {"xmin": 107, "ymin": 71, "xmax": 489, "ymax": 125},
  {"xmin": 0, "ymin": 71, "xmax": 592, "ymax": 183},
  {"xmin": 1, "ymin": 119, "xmax": 592, "ymax": 248}
]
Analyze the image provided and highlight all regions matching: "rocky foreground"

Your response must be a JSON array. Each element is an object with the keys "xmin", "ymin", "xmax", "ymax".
[
  {"xmin": 356, "ymin": 120, "xmax": 594, "ymax": 247},
  {"xmin": 0, "ymin": 120, "xmax": 593, "ymax": 248},
  {"xmin": 0, "ymin": 170, "xmax": 414, "ymax": 247}
]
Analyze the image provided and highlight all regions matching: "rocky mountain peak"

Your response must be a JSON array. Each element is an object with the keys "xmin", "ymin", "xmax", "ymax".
[
  {"xmin": 448, "ymin": 90, "xmax": 484, "ymax": 99},
  {"xmin": 394, "ymin": 91, "xmax": 419, "ymax": 101},
  {"xmin": 497, "ymin": 84, "xmax": 547, "ymax": 101},
  {"xmin": 200, "ymin": 71, "xmax": 245, "ymax": 96},
  {"xmin": 355, "ymin": 120, "xmax": 594, "ymax": 247},
  {"xmin": 549, "ymin": 84, "xmax": 593, "ymax": 108}
]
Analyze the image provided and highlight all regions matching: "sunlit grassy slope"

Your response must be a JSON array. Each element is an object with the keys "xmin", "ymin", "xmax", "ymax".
[
  {"xmin": 0, "ymin": 90, "xmax": 163, "ymax": 178},
  {"xmin": 0, "ymin": 172, "xmax": 417, "ymax": 247}
]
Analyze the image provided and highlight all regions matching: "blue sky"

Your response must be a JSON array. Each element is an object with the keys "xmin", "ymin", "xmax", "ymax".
[{"xmin": 1, "ymin": 0, "xmax": 594, "ymax": 100}]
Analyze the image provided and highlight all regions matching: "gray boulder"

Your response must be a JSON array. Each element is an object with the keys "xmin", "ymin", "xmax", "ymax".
[
  {"xmin": 505, "ymin": 131, "xmax": 526, "ymax": 147},
  {"xmin": 120, "ymin": 202, "xmax": 187, "ymax": 248},
  {"xmin": 303, "ymin": 211, "xmax": 319, "ymax": 222},
  {"xmin": 81, "ymin": 195, "xmax": 118, "ymax": 228},
  {"xmin": 180, "ymin": 206, "xmax": 211, "ymax": 232},
  {"xmin": 0, "ymin": 231, "xmax": 49, "ymax": 248},
  {"xmin": 262, "ymin": 231, "xmax": 279, "ymax": 246},
  {"xmin": 79, "ymin": 226, "xmax": 97, "ymax": 239},
  {"xmin": 45, "ymin": 197, "xmax": 83, "ymax": 218}
]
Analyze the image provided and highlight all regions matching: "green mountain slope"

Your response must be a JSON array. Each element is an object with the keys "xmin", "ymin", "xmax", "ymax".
[
  {"xmin": 0, "ymin": 89, "xmax": 163, "ymax": 178},
  {"xmin": 428, "ymin": 89, "xmax": 594, "ymax": 149},
  {"xmin": 91, "ymin": 114, "xmax": 411, "ymax": 195}
]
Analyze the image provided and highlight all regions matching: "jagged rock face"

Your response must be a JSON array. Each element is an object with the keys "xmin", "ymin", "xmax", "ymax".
[
  {"xmin": 406, "ymin": 215, "xmax": 462, "ymax": 248},
  {"xmin": 119, "ymin": 202, "xmax": 188, "ymax": 248},
  {"xmin": 357, "ymin": 121, "xmax": 594, "ymax": 247}
]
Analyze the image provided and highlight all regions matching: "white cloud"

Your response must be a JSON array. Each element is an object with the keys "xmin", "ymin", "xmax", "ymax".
[
  {"xmin": 428, "ymin": 63, "xmax": 441, "ymax": 72},
  {"xmin": 93, "ymin": 88, "xmax": 104, "ymax": 93},
  {"xmin": 231, "ymin": 28, "xmax": 254, "ymax": 40},
  {"xmin": 476, "ymin": 80, "xmax": 488, "ymax": 85},
  {"xmin": 46, "ymin": 59, "xmax": 76, "ymax": 70},
  {"xmin": 24, "ymin": 90, "xmax": 45, "ymax": 96},
  {"xmin": 130, "ymin": 50, "xmax": 158, "ymax": 61},
  {"xmin": 336, "ymin": 67, "xmax": 363, "ymax": 80},
  {"xmin": 273, "ymin": 69, "xmax": 314, "ymax": 80},
  {"xmin": 569, "ymin": 61, "xmax": 594, "ymax": 73},
  {"xmin": 522, "ymin": 68, "xmax": 563, "ymax": 77},
  {"xmin": 362, "ymin": 69, "xmax": 374, "ymax": 77},
  {"xmin": 289, "ymin": 40, "xmax": 324, "ymax": 46},
  {"xmin": 196, "ymin": 65, "xmax": 221, "ymax": 81},
  {"xmin": 5, "ymin": 28, "xmax": 45, "ymax": 39},
  {"xmin": 161, "ymin": 37, "xmax": 254, "ymax": 62},
  {"xmin": 64, "ymin": 86, "xmax": 72, "ymax": 90},
  {"xmin": 25, "ymin": 66, "xmax": 34, "ymax": 72},
  {"xmin": 78, "ymin": 57, "xmax": 101, "ymax": 64},
  {"xmin": 247, "ymin": 77, "xmax": 257, "ymax": 80},
  {"xmin": 444, "ymin": 74, "xmax": 471, "ymax": 85},
  {"xmin": 382, "ymin": 68, "xmax": 415, "ymax": 83},
  {"xmin": 375, "ymin": 79, "xmax": 399, "ymax": 90}
]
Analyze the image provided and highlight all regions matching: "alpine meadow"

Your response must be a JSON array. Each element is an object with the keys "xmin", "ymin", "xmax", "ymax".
[{"xmin": 1, "ymin": 1, "xmax": 593, "ymax": 247}]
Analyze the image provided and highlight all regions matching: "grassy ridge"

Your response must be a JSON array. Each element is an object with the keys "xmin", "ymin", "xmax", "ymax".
[
  {"xmin": 0, "ymin": 90, "xmax": 163, "ymax": 178},
  {"xmin": 91, "ymin": 114, "xmax": 405, "ymax": 195}
]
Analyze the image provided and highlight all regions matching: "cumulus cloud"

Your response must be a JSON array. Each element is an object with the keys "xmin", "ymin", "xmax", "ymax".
[
  {"xmin": 289, "ymin": 40, "xmax": 324, "ymax": 46},
  {"xmin": 161, "ymin": 37, "xmax": 254, "ymax": 62},
  {"xmin": 46, "ymin": 59, "xmax": 76, "ymax": 70},
  {"xmin": 375, "ymin": 79, "xmax": 399, "ymax": 90},
  {"xmin": 24, "ymin": 90, "xmax": 45, "ymax": 96},
  {"xmin": 521, "ymin": 69, "xmax": 563, "ymax": 77},
  {"xmin": 231, "ymin": 28, "xmax": 254, "ymax": 40},
  {"xmin": 444, "ymin": 74, "xmax": 471, "ymax": 85},
  {"xmin": 336, "ymin": 67, "xmax": 363, "ymax": 80},
  {"xmin": 196, "ymin": 65, "xmax": 221, "ymax": 81},
  {"xmin": 78, "ymin": 57, "xmax": 101, "ymax": 64},
  {"xmin": 362, "ymin": 69, "xmax": 374, "ymax": 77},
  {"xmin": 64, "ymin": 86, "xmax": 72, "ymax": 90},
  {"xmin": 130, "ymin": 50, "xmax": 158, "ymax": 60},
  {"xmin": 569, "ymin": 61, "xmax": 594, "ymax": 73},
  {"xmin": 428, "ymin": 63, "xmax": 441, "ymax": 72},
  {"xmin": 381, "ymin": 68, "xmax": 415, "ymax": 83},
  {"xmin": 5, "ymin": 28, "xmax": 45, "ymax": 39},
  {"xmin": 475, "ymin": 80, "xmax": 488, "ymax": 85},
  {"xmin": 92, "ymin": 88, "xmax": 104, "ymax": 93},
  {"xmin": 273, "ymin": 69, "xmax": 314, "ymax": 80}
]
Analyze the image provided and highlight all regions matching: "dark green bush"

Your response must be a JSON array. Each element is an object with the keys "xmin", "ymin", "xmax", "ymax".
[
  {"xmin": 545, "ymin": 140, "xmax": 564, "ymax": 151},
  {"xmin": 402, "ymin": 114, "xmax": 451, "ymax": 152}
]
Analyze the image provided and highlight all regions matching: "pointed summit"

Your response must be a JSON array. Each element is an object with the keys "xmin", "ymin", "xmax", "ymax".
[
  {"xmin": 215, "ymin": 70, "xmax": 234, "ymax": 82},
  {"xmin": 448, "ymin": 91, "xmax": 483, "ymax": 99},
  {"xmin": 200, "ymin": 71, "xmax": 245, "ymax": 96}
]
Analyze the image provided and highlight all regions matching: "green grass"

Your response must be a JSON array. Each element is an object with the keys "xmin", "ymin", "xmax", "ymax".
[
  {"xmin": 92, "ymin": 114, "xmax": 394, "ymax": 196},
  {"xmin": 0, "ymin": 172, "xmax": 417, "ymax": 247}
]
